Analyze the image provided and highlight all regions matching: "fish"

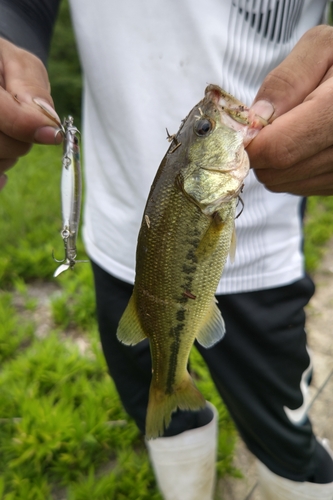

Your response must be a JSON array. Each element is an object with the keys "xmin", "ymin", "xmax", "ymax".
[{"xmin": 117, "ymin": 84, "xmax": 267, "ymax": 439}]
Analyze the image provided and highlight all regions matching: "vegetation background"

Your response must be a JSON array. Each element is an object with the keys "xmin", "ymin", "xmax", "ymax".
[{"xmin": 0, "ymin": 1, "xmax": 333, "ymax": 499}]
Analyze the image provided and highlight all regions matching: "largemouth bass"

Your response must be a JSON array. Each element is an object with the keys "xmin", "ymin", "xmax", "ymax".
[{"xmin": 117, "ymin": 85, "xmax": 266, "ymax": 439}]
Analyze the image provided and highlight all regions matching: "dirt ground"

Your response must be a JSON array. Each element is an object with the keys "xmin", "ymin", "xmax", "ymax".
[{"xmin": 217, "ymin": 238, "xmax": 333, "ymax": 500}]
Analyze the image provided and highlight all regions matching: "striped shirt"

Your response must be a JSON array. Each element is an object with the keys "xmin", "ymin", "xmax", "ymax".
[{"xmin": 67, "ymin": 0, "xmax": 328, "ymax": 292}]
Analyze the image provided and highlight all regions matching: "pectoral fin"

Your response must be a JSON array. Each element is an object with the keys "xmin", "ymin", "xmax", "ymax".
[
  {"xmin": 117, "ymin": 294, "xmax": 147, "ymax": 345},
  {"xmin": 196, "ymin": 299, "xmax": 225, "ymax": 348}
]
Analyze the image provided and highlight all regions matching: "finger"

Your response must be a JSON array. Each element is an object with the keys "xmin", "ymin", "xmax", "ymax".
[
  {"xmin": 0, "ymin": 173, "xmax": 7, "ymax": 190},
  {"xmin": 0, "ymin": 158, "xmax": 18, "ymax": 173},
  {"xmin": 248, "ymin": 75, "xmax": 333, "ymax": 171},
  {"xmin": 0, "ymin": 39, "xmax": 61, "ymax": 144},
  {"xmin": 247, "ymin": 25, "xmax": 333, "ymax": 171},
  {"xmin": 0, "ymin": 130, "xmax": 33, "ymax": 159},
  {"xmin": 320, "ymin": 63, "xmax": 333, "ymax": 84},
  {"xmin": 0, "ymin": 124, "xmax": 61, "ymax": 176},
  {"xmin": 254, "ymin": 170, "xmax": 333, "ymax": 196},
  {"xmin": 251, "ymin": 25, "xmax": 333, "ymax": 119},
  {"xmin": 254, "ymin": 145, "xmax": 333, "ymax": 187},
  {"xmin": 0, "ymin": 87, "xmax": 62, "ymax": 144}
]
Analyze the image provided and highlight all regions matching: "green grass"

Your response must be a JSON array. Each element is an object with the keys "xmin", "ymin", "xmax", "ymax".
[
  {"xmin": 51, "ymin": 265, "xmax": 96, "ymax": 331},
  {"xmin": 0, "ymin": 145, "xmax": 88, "ymax": 286},
  {"xmin": 0, "ymin": 293, "xmax": 34, "ymax": 362},
  {"xmin": 0, "ymin": 291, "xmax": 155, "ymax": 499},
  {"xmin": 304, "ymin": 196, "xmax": 333, "ymax": 272}
]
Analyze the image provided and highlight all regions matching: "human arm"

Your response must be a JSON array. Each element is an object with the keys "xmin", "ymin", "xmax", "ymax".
[
  {"xmin": 0, "ymin": 0, "xmax": 61, "ymax": 189},
  {"xmin": 247, "ymin": 25, "xmax": 333, "ymax": 196}
]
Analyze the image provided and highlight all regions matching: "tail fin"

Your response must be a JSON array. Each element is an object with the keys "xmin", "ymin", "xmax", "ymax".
[{"xmin": 145, "ymin": 373, "xmax": 206, "ymax": 439}]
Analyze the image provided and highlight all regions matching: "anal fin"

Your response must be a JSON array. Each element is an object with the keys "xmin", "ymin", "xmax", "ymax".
[
  {"xmin": 117, "ymin": 294, "xmax": 147, "ymax": 345},
  {"xmin": 196, "ymin": 299, "xmax": 225, "ymax": 348}
]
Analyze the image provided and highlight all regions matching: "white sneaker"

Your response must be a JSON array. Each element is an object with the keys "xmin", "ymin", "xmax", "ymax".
[{"xmin": 257, "ymin": 440, "xmax": 333, "ymax": 500}]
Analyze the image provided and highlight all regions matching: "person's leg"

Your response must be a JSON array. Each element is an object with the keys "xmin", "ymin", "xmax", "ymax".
[
  {"xmin": 196, "ymin": 275, "xmax": 333, "ymax": 497},
  {"xmin": 92, "ymin": 261, "xmax": 333, "ymax": 497},
  {"xmin": 91, "ymin": 261, "xmax": 151, "ymax": 432}
]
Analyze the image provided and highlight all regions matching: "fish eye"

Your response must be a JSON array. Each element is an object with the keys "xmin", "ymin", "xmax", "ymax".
[{"xmin": 194, "ymin": 118, "xmax": 215, "ymax": 137}]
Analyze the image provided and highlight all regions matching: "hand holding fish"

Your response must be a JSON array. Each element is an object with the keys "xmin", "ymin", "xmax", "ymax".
[
  {"xmin": 0, "ymin": 37, "xmax": 61, "ymax": 190},
  {"xmin": 248, "ymin": 25, "xmax": 333, "ymax": 196}
]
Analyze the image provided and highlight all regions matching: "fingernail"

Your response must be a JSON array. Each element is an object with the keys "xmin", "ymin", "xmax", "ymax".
[
  {"xmin": 34, "ymin": 126, "xmax": 64, "ymax": 145},
  {"xmin": 32, "ymin": 98, "xmax": 61, "ymax": 126},
  {"xmin": 250, "ymin": 100, "xmax": 275, "ymax": 123},
  {"xmin": 0, "ymin": 174, "xmax": 8, "ymax": 190}
]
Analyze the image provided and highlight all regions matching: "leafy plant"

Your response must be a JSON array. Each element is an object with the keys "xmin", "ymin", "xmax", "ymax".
[
  {"xmin": 0, "ymin": 146, "xmax": 62, "ymax": 285},
  {"xmin": 51, "ymin": 265, "xmax": 96, "ymax": 330},
  {"xmin": 0, "ymin": 293, "xmax": 34, "ymax": 362},
  {"xmin": 48, "ymin": 0, "xmax": 82, "ymax": 125},
  {"xmin": 304, "ymin": 196, "xmax": 333, "ymax": 272}
]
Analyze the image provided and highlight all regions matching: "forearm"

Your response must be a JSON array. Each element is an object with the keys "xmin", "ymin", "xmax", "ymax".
[{"xmin": 0, "ymin": 0, "xmax": 61, "ymax": 65}]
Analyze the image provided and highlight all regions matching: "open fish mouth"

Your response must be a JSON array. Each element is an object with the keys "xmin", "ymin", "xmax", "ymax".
[{"xmin": 205, "ymin": 84, "xmax": 266, "ymax": 146}]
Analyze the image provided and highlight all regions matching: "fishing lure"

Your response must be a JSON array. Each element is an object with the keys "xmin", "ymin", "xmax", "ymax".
[{"xmin": 53, "ymin": 116, "xmax": 88, "ymax": 277}]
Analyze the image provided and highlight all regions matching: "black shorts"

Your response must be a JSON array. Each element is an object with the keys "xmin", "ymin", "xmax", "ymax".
[{"xmin": 91, "ymin": 260, "xmax": 318, "ymax": 481}]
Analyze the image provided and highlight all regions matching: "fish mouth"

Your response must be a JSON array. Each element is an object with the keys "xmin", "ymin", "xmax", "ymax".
[
  {"xmin": 205, "ymin": 84, "xmax": 268, "ymax": 146},
  {"xmin": 205, "ymin": 84, "xmax": 249, "ymax": 116}
]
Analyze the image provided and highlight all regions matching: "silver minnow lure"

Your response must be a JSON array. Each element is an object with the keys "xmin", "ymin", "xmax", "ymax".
[{"xmin": 53, "ymin": 116, "xmax": 88, "ymax": 277}]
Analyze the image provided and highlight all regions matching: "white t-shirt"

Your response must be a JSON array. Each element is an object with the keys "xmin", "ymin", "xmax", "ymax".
[{"xmin": 69, "ymin": 0, "xmax": 327, "ymax": 293}]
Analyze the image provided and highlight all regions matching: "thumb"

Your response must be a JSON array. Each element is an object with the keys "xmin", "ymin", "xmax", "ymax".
[
  {"xmin": 247, "ymin": 25, "xmax": 333, "ymax": 170},
  {"xmin": 250, "ymin": 25, "xmax": 333, "ymax": 121},
  {"xmin": 0, "ymin": 38, "xmax": 62, "ymax": 144}
]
